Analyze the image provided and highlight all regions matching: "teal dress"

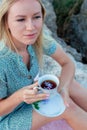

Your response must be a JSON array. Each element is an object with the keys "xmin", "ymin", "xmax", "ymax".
[{"xmin": 0, "ymin": 37, "xmax": 58, "ymax": 130}]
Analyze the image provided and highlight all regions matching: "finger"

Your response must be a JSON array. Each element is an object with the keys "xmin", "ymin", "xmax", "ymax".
[
  {"xmin": 26, "ymin": 82, "xmax": 38, "ymax": 90},
  {"xmin": 23, "ymin": 88, "xmax": 37, "ymax": 97},
  {"xmin": 32, "ymin": 82, "xmax": 38, "ymax": 87},
  {"xmin": 33, "ymin": 86, "xmax": 39, "ymax": 93},
  {"xmin": 26, "ymin": 93, "xmax": 49, "ymax": 100},
  {"xmin": 63, "ymin": 95, "xmax": 69, "ymax": 107},
  {"xmin": 58, "ymin": 87, "xmax": 61, "ymax": 92},
  {"xmin": 60, "ymin": 90, "xmax": 69, "ymax": 107},
  {"xmin": 26, "ymin": 96, "xmax": 48, "ymax": 104},
  {"xmin": 35, "ymin": 93, "xmax": 49, "ymax": 99},
  {"xmin": 24, "ymin": 93, "xmax": 49, "ymax": 104}
]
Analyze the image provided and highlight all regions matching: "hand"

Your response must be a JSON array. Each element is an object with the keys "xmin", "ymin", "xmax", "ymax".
[
  {"xmin": 58, "ymin": 87, "xmax": 69, "ymax": 107},
  {"xmin": 19, "ymin": 82, "xmax": 49, "ymax": 104}
]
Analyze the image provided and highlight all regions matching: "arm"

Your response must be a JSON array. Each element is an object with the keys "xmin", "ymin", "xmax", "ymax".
[
  {"xmin": 0, "ymin": 90, "xmax": 22, "ymax": 116},
  {"xmin": 51, "ymin": 45, "xmax": 75, "ymax": 104},
  {"xmin": 0, "ymin": 82, "xmax": 48, "ymax": 116}
]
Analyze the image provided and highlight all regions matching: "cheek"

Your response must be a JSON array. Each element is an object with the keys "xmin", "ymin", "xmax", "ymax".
[
  {"xmin": 37, "ymin": 21, "xmax": 43, "ymax": 32},
  {"xmin": 9, "ymin": 24, "xmax": 23, "ymax": 36},
  {"xmin": 8, "ymin": 20, "xmax": 23, "ymax": 34}
]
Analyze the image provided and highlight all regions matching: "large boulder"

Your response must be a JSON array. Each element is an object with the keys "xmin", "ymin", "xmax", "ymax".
[{"xmin": 63, "ymin": 0, "xmax": 87, "ymax": 63}]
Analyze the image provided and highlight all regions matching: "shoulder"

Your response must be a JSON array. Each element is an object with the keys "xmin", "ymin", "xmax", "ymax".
[
  {"xmin": 43, "ymin": 30, "xmax": 60, "ymax": 55},
  {"xmin": 0, "ymin": 44, "xmax": 14, "ymax": 83},
  {"xmin": 0, "ymin": 42, "xmax": 8, "ymax": 65},
  {"xmin": 0, "ymin": 41, "xmax": 15, "ymax": 71}
]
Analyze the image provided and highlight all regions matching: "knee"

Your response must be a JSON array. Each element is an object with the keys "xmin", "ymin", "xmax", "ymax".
[
  {"xmin": 69, "ymin": 98, "xmax": 78, "ymax": 111},
  {"xmin": 63, "ymin": 98, "xmax": 79, "ymax": 119},
  {"xmin": 70, "ymin": 79, "xmax": 81, "ymax": 89},
  {"xmin": 69, "ymin": 96, "xmax": 81, "ymax": 111}
]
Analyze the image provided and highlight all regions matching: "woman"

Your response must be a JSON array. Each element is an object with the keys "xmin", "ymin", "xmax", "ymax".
[{"xmin": 0, "ymin": 0, "xmax": 87, "ymax": 130}]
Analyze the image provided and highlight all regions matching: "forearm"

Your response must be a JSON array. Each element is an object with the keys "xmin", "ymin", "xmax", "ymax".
[
  {"xmin": 0, "ymin": 90, "xmax": 22, "ymax": 116},
  {"xmin": 58, "ymin": 61, "xmax": 75, "ymax": 91}
]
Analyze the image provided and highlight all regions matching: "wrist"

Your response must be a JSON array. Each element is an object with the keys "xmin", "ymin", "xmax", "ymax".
[{"xmin": 13, "ymin": 90, "xmax": 23, "ymax": 104}]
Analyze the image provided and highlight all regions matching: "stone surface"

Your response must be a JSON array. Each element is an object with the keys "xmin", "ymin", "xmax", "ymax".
[{"xmin": 62, "ymin": 0, "xmax": 87, "ymax": 62}]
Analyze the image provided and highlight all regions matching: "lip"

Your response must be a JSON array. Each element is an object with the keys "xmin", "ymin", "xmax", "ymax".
[{"xmin": 24, "ymin": 33, "xmax": 37, "ymax": 38}]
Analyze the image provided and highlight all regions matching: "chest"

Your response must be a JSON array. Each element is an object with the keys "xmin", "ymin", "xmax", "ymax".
[{"xmin": 5, "ymin": 51, "xmax": 39, "ymax": 95}]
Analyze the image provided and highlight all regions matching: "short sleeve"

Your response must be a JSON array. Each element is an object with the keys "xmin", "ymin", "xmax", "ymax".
[
  {"xmin": 0, "ymin": 69, "xmax": 7, "ymax": 99},
  {"xmin": 43, "ymin": 30, "xmax": 58, "ymax": 55}
]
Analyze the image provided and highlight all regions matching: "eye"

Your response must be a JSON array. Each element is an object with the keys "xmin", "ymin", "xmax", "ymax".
[
  {"xmin": 33, "ymin": 15, "xmax": 42, "ymax": 19},
  {"xmin": 16, "ymin": 18, "xmax": 25, "ymax": 22}
]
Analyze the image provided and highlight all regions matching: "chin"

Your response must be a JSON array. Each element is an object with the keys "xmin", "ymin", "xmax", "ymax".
[
  {"xmin": 25, "ymin": 41, "xmax": 35, "ymax": 45},
  {"xmin": 27, "ymin": 39, "xmax": 37, "ymax": 45}
]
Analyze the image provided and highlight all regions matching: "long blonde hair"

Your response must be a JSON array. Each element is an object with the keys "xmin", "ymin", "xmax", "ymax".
[{"xmin": 0, "ymin": 0, "xmax": 46, "ymax": 65}]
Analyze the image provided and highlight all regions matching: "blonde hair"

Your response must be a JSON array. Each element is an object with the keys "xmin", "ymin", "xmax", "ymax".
[{"xmin": 0, "ymin": 0, "xmax": 46, "ymax": 65}]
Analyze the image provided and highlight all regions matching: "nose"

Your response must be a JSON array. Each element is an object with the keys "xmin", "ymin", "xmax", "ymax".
[{"xmin": 26, "ymin": 19, "xmax": 35, "ymax": 30}]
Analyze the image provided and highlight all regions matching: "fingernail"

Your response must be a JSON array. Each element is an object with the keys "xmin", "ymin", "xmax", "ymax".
[
  {"xmin": 46, "ymin": 94, "xmax": 50, "ymax": 97},
  {"xmin": 46, "ymin": 96, "xmax": 49, "ymax": 99}
]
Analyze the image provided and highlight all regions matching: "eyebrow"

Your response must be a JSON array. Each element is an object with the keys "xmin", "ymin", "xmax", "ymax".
[{"xmin": 15, "ymin": 12, "xmax": 41, "ymax": 17}]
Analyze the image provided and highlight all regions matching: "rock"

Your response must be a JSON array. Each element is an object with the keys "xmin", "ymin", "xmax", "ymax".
[
  {"xmin": 42, "ymin": 0, "xmax": 57, "ymax": 36},
  {"xmin": 63, "ymin": 0, "xmax": 87, "ymax": 62}
]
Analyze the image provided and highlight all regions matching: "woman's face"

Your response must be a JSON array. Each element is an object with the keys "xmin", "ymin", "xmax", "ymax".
[{"xmin": 7, "ymin": 0, "xmax": 43, "ymax": 48}]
